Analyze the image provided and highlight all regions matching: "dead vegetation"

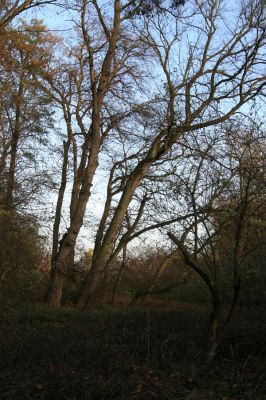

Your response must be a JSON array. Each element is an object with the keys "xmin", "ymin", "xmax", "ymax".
[{"xmin": 0, "ymin": 302, "xmax": 265, "ymax": 400}]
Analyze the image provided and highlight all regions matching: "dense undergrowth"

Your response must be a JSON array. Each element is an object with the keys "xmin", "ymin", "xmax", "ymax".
[{"xmin": 0, "ymin": 300, "xmax": 266, "ymax": 400}]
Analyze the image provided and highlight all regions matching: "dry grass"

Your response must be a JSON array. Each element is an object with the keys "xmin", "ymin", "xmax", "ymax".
[{"xmin": 0, "ymin": 301, "xmax": 265, "ymax": 399}]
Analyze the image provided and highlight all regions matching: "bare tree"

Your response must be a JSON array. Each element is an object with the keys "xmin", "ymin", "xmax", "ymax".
[
  {"xmin": 77, "ymin": 0, "xmax": 266, "ymax": 308},
  {"xmin": 168, "ymin": 122, "xmax": 266, "ymax": 362},
  {"xmin": 43, "ymin": 0, "xmax": 153, "ymax": 306}
]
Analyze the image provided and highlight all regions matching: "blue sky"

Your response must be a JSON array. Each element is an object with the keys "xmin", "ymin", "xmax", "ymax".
[{"xmin": 27, "ymin": 3, "xmax": 74, "ymax": 33}]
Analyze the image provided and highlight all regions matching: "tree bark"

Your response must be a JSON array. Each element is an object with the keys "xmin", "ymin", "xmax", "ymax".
[
  {"xmin": 208, "ymin": 289, "xmax": 221, "ymax": 363},
  {"xmin": 50, "ymin": 140, "xmax": 70, "ymax": 276},
  {"xmin": 111, "ymin": 244, "xmax": 127, "ymax": 304},
  {"xmin": 48, "ymin": 270, "xmax": 65, "ymax": 308}
]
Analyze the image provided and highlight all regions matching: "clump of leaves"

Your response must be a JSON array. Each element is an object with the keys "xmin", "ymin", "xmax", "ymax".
[{"xmin": 128, "ymin": 0, "xmax": 186, "ymax": 17}]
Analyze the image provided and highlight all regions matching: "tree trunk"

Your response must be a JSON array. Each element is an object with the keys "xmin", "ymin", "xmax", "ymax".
[
  {"xmin": 48, "ymin": 270, "xmax": 65, "ymax": 308},
  {"xmin": 48, "ymin": 142, "xmax": 100, "ymax": 307},
  {"xmin": 77, "ymin": 156, "xmax": 157, "ymax": 306},
  {"xmin": 76, "ymin": 265, "xmax": 105, "ymax": 309},
  {"xmin": 111, "ymin": 244, "xmax": 127, "ymax": 304},
  {"xmin": 208, "ymin": 290, "xmax": 221, "ymax": 363},
  {"xmin": 51, "ymin": 140, "xmax": 70, "ymax": 276}
]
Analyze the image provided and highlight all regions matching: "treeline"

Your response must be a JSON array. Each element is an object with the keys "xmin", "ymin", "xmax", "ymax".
[{"xmin": 1, "ymin": 0, "xmax": 266, "ymax": 359}]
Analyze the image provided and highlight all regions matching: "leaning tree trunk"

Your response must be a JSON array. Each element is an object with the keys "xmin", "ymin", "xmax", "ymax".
[
  {"xmin": 130, "ymin": 251, "xmax": 179, "ymax": 305},
  {"xmin": 45, "ymin": 119, "xmax": 73, "ymax": 304},
  {"xmin": 48, "ymin": 144, "xmax": 100, "ymax": 307},
  {"xmin": 77, "ymin": 161, "xmax": 152, "ymax": 308},
  {"xmin": 77, "ymin": 131, "xmax": 173, "ymax": 308},
  {"xmin": 111, "ymin": 244, "xmax": 127, "ymax": 304},
  {"xmin": 47, "ymin": 0, "xmax": 123, "ymax": 307}
]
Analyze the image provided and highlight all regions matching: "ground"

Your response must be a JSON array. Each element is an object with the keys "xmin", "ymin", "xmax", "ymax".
[{"xmin": 0, "ymin": 301, "xmax": 265, "ymax": 399}]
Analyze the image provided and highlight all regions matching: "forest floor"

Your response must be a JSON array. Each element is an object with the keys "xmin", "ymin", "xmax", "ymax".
[{"xmin": 0, "ymin": 300, "xmax": 266, "ymax": 400}]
